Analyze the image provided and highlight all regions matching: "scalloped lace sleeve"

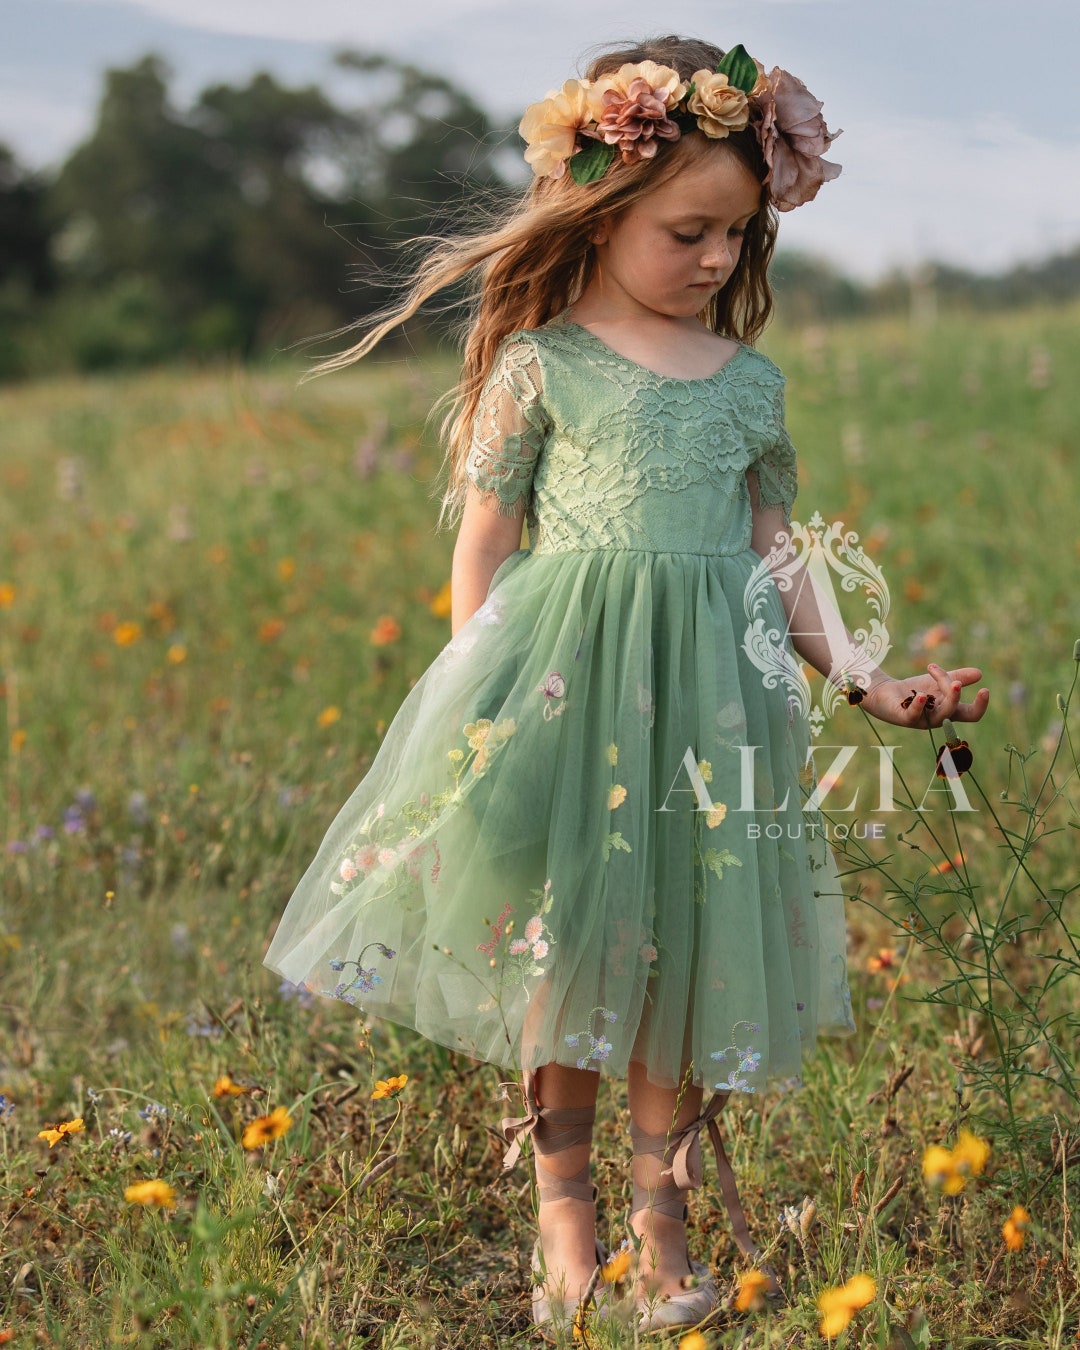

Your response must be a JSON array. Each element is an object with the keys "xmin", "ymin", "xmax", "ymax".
[
  {"xmin": 747, "ymin": 379, "xmax": 799, "ymax": 526},
  {"xmin": 465, "ymin": 335, "xmax": 550, "ymax": 518}
]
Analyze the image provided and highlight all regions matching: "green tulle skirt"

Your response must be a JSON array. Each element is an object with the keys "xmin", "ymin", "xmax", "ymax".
[{"xmin": 263, "ymin": 545, "xmax": 854, "ymax": 1093}]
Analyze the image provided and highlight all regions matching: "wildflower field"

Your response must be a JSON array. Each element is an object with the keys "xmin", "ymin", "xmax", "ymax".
[{"xmin": 1, "ymin": 303, "xmax": 1078, "ymax": 1348}]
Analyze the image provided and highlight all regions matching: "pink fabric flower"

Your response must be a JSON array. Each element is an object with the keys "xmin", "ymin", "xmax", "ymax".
[
  {"xmin": 509, "ymin": 938, "xmax": 529, "ymax": 955},
  {"xmin": 753, "ymin": 66, "xmax": 842, "ymax": 211},
  {"xmin": 524, "ymin": 915, "xmax": 544, "ymax": 943},
  {"xmin": 531, "ymin": 939, "xmax": 550, "ymax": 960},
  {"xmin": 595, "ymin": 78, "xmax": 682, "ymax": 165},
  {"xmin": 339, "ymin": 857, "xmax": 358, "ymax": 882}
]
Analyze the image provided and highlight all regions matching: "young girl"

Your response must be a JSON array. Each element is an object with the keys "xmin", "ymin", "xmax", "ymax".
[{"xmin": 264, "ymin": 35, "xmax": 990, "ymax": 1339}]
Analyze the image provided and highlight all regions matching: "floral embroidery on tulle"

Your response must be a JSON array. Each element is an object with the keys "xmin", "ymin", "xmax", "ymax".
[
  {"xmin": 537, "ymin": 670, "xmax": 567, "ymax": 719},
  {"xmin": 322, "ymin": 944, "xmax": 396, "ymax": 1006},
  {"xmin": 565, "ymin": 1006, "xmax": 619, "ymax": 1070},
  {"xmin": 502, "ymin": 879, "xmax": 556, "ymax": 988},
  {"xmin": 710, "ymin": 1020, "xmax": 763, "ymax": 1094},
  {"xmin": 478, "ymin": 901, "xmax": 514, "ymax": 957}
]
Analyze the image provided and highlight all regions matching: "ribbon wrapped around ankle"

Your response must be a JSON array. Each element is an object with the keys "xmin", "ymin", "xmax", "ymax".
[
  {"xmin": 501, "ymin": 1075, "xmax": 541, "ymax": 1170},
  {"xmin": 641, "ymin": 1091, "xmax": 780, "ymax": 1291}
]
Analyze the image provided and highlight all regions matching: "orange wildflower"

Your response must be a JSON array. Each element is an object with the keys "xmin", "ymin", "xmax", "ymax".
[
  {"xmin": 370, "ymin": 615, "xmax": 402, "ymax": 646},
  {"xmin": 0, "ymin": 583, "xmax": 15, "ymax": 608},
  {"xmin": 600, "ymin": 1246, "xmax": 632, "ymax": 1283},
  {"xmin": 213, "ymin": 1075, "xmax": 248, "ymax": 1098},
  {"xmin": 37, "ymin": 1117, "xmax": 85, "ymax": 1147},
  {"xmin": 866, "ymin": 948, "xmax": 897, "ymax": 974},
  {"xmin": 1002, "ymin": 1205, "xmax": 1031, "ymax": 1252},
  {"xmin": 241, "ymin": 1105, "xmax": 293, "ymax": 1149},
  {"xmin": 429, "ymin": 579, "xmax": 453, "ymax": 618},
  {"xmin": 817, "ymin": 1273, "xmax": 876, "ymax": 1338},
  {"xmin": 258, "ymin": 618, "xmax": 286, "ymax": 642},
  {"xmin": 371, "ymin": 1074, "xmax": 408, "ymax": 1100},
  {"xmin": 113, "ymin": 621, "xmax": 142, "ymax": 646},
  {"xmin": 124, "ymin": 1179, "xmax": 177, "ymax": 1208},
  {"xmin": 317, "ymin": 705, "xmax": 341, "ymax": 728},
  {"xmin": 922, "ymin": 1128, "xmax": 990, "ymax": 1194},
  {"xmin": 734, "ymin": 1268, "xmax": 771, "ymax": 1312},
  {"xmin": 931, "ymin": 851, "xmax": 965, "ymax": 875}
]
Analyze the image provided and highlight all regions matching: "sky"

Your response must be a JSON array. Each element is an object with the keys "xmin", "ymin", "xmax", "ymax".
[{"xmin": 6, "ymin": 0, "xmax": 1080, "ymax": 280}]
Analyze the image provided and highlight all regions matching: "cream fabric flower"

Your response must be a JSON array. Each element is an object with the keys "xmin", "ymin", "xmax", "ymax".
[
  {"xmin": 519, "ymin": 79, "xmax": 594, "ymax": 179},
  {"xmin": 687, "ymin": 70, "xmax": 750, "ymax": 139},
  {"xmin": 587, "ymin": 61, "xmax": 687, "ymax": 114}
]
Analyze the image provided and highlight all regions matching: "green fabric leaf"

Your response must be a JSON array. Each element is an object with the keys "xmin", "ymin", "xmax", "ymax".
[
  {"xmin": 716, "ymin": 44, "xmax": 758, "ymax": 95},
  {"xmin": 602, "ymin": 831, "xmax": 632, "ymax": 861},
  {"xmin": 570, "ymin": 141, "xmax": 616, "ymax": 185}
]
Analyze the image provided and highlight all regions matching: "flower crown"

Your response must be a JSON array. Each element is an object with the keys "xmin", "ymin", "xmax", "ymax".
[{"xmin": 519, "ymin": 44, "xmax": 841, "ymax": 212}]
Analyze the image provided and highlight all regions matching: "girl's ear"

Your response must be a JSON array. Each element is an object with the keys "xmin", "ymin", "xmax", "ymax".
[{"xmin": 589, "ymin": 220, "xmax": 609, "ymax": 246}]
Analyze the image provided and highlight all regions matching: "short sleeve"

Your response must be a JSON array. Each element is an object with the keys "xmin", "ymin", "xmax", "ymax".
[
  {"xmin": 465, "ymin": 334, "xmax": 550, "ymax": 518},
  {"xmin": 748, "ymin": 378, "xmax": 798, "ymax": 526}
]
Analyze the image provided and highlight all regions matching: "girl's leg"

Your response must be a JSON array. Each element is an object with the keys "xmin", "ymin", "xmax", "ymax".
[
  {"xmin": 627, "ymin": 1059, "xmax": 703, "ymax": 1298},
  {"xmin": 531, "ymin": 1062, "xmax": 601, "ymax": 1302}
]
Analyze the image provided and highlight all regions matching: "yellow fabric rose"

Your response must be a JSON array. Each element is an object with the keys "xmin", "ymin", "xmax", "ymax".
[
  {"xmin": 687, "ymin": 70, "xmax": 750, "ymax": 138},
  {"xmin": 519, "ymin": 79, "xmax": 593, "ymax": 178}
]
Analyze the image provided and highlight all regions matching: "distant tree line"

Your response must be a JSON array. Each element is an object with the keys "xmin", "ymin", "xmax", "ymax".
[{"xmin": 2, "ymin": 51, "xmax": 1080, "ymax": 379}]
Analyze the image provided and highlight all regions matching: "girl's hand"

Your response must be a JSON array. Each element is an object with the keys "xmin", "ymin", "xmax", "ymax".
[{"xmin": 860, "ymin": 663, "xmax": 990, "ymax": 729}]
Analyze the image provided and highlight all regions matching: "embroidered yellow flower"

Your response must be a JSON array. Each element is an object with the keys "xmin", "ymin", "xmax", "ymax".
[
  {"xmin": 37, "ymin": 1117, "xmax": 84, "ymax": 1146},
  {"xmin": 519, "ymin": 78, "xmax": 594, "ymax": 178},
  {"xmin": 608, "ymin": 784, "xmax": 627, "ymax": 810},
  {"xmin": 687, "ymin": 69, "xmax": 751, "ymax": 138},
  {"xmin": 124, "ymin": 1179, "xmax": 178, "ymax": 1208},
  {"xmin": 697, "ymin": 759, "xmax": 713, "ymax": 782},
  {"xmin": 817, "ymin": 1273, "xmax": 876, "ymax": 1338},
  {"xmin": 1002, "ymin": 1205, "xmax": 1031, "ymax": 1251},
  {"xmin": 241, "ymin": 1105, "xmax": 293, "ymax": 1149},
  {"xmin": 463, "ymin": 719, "xmax": 493, "ymax": 749},
  {"xmin": 734, "ymin": 1267, "xmax": 771, "ymax": 1311},
  {"xmin": 371, "ymin": 1074, "xmax": 409, "ymax": 1100},
  {"xmin": 706, "ymin": 804, "xmax": 728, "ymax": 828},
  {"xmin": 606, "ymin": 743, "xmax": 618, "ymax": 766}
]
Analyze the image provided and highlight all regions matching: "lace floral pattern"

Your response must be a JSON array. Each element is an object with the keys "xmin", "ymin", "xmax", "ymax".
[{"xmin": 462, "ymin": 319, "xmax": 799, "ymax": 554}]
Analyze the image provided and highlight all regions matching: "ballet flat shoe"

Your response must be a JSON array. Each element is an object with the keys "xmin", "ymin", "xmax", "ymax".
[
  {"xmin": 530, "ymin": 1238, "xmax": 610, "ymax": 1344},
  {"xmin": 635, "ymin": 1258, "xmax": 721, "ymax": 1334}
]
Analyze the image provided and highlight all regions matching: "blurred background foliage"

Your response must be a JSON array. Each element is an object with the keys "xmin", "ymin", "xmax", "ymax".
[{"xmin": 3, "ymin": 48, "xmax": 1080, "ymax": 379}]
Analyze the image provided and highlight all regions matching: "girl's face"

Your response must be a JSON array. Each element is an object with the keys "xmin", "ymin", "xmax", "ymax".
[{"xmin": 588, "ymin": 148, "xmax": 762, "ymax": 322}]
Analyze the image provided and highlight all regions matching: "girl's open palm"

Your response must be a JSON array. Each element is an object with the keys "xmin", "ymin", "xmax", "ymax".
[{"xmin": 862, "ymin": 662, "xmax": 990, "ymax": 729}]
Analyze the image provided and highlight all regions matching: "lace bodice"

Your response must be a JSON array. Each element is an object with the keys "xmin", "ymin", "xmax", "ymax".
[{"xmin": 464, "ymin": 318, "xmax": 798, "ymax": 556}]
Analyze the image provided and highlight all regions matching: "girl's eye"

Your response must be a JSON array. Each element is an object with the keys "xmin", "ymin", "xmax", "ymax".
[{"xmin": 673, "ymin": 231, "xmax": 704, "ymax": 245}]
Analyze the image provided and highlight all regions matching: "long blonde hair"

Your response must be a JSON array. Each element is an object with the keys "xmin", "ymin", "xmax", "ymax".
[{"xmin": 306, "ymin": 36, "xmax": 779, "ymax": 531}]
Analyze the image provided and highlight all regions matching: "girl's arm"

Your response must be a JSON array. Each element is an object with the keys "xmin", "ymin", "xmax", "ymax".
[
  {"xmin": 746, "ymin": 474, "xmax": 990, "ymax": 729},
  {"xmin": 450, "ymin": 486, "xmax": 527, "ymax": 636}
]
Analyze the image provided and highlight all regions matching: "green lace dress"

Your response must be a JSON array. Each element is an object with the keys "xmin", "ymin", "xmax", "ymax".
[{"xmin": 263, "ymin": 318, "xmax": 854, "ymax": 1093}]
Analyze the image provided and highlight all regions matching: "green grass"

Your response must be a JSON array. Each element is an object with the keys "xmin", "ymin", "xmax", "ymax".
[{"xmin": 0, "ymin": 304, "xmax": 1078, "ymax": 1348}]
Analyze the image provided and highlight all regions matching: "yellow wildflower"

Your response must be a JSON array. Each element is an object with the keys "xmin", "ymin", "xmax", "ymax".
[
  {"xmin": 10, "ymin": 730, "xmax": 26, "ymax": 753},
  {"xmin": 124, "ymin": 1179, "xmax": 177, "ymax": 1208},
  {"xmin": 0, "ymin": 583, "xmax": 15, "ymax": 608},
  {"xmin": 371, "ymin": 1074, "xmax": 409, "ymax": 1100},
  {"xmin": 241, "ymin": 1105, "xmax": 293, "ymax": 1149},
  {"xmin": 734, "ymin": 1268, "xmax": 771, "ymax": 1312},
  {"xmin": 317, "ymin": 705, "xmax": 341, "ymax": 728},
  {"xmin": 1002, "ymin": 1205, "xmax": 1031, "ymax": 1252},
  {"xmin": 678, "ymin": 1334, "xmax": 708, "ymax": 1350},
  {"xmin": 608, "ymin": 784, "xmax": 627, "ymax": 810},
  {"xmin": 952, "ymin": 1128, "xmax": 991, "ymax": 1179},
  {"xmin": 817, "ymin": 1273, "xmax": 876, "ymax": 1338},
  {"xmin": 166, "ymin": 643, "xmax": 187, "ymax": 664},
  {"xmin": 277, "ymin": 557, "xmax": 296, "ymax": 581},
  {"xmin": 37, "ymin": 1117, "xmax": 84, "ymax": 1147},
  {"xmin": 429, "ymin": 579, "xmax": 453, "ymax": 618}
]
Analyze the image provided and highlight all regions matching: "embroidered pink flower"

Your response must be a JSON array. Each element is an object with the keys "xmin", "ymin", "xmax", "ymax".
[
  {"xmin": 377, "ymin": 848, "xmax": 397, "ymax": 867},
  {"xmin": 531, "ymin": 939, "xmax": 550, "ymax": 960},
  {"xmin": 639, "ymin": 944, "xmax": 658, "ymax": 962},
  {"xmin": 509, "ymin": 938, "xmax": 530, "ymax": 955},
  {"xmin": 356, "ymin": 844, "xmax": 379, "ymax": 873},
  {"xmin": 752, "ymin": 66, "xmax": 842, "ymax": 211},
  {"xmin": 524, "ymin": 915, "xmax": 544, "ymax": 943},
  {"xmin": 339, "ymin": 857, "xmax": 358, "ymax": 882}
]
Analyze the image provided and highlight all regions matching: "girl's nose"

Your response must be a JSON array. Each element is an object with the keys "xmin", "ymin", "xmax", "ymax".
[{"xmin": 700, "ymin": 242, "xmax": 732, "ymax": 271}]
